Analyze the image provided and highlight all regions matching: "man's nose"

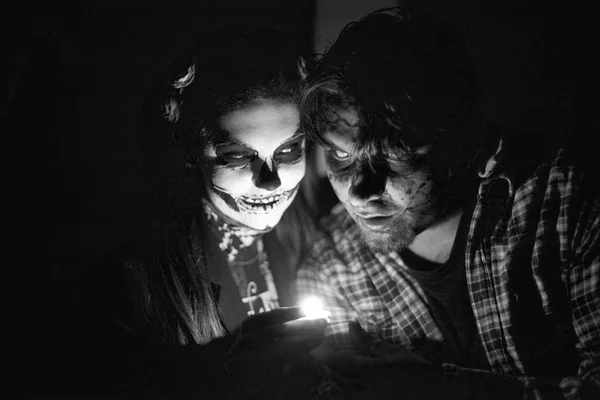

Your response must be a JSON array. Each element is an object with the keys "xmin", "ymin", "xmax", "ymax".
[
  {"xmin": 348, "ymin": 162, "xmax": 387, "ymax": 207},
  {"xmin": 253, "ymin": 159, "xmax": 281, "ymax": 191}
]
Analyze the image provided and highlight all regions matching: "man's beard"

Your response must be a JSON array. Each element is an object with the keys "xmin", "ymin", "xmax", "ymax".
[{"xmin": 358, "ymin": 217, "xmax": 417, "ymax": 253}]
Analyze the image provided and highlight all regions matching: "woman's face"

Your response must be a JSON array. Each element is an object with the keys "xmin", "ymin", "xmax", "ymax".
[{"xmin": 203, "ymin": 100, "xmax": 305, "ymax": 230}]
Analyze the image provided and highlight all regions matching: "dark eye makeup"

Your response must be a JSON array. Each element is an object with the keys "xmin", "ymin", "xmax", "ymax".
[
  {"xmin": 273, "ymin": 136, "xmax": 305, "ymax": 164},
  {"xmin": 215, "ymin": 143, "xmax": 256, "ymax": 167},
  {"xmin": 214, "ymin": 134, "xmax": 305, "ymax": 168}
]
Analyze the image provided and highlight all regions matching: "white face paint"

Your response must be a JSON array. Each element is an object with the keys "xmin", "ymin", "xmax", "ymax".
[{"xmin": 203, "ymin": 100, "xmax": 306, "ymax": 231}]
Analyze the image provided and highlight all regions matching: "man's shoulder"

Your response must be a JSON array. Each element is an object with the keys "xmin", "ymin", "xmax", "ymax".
[
  {"xmin": 519, "ymin": 144, "xmax": 599, "ymax": 194},
  {"xmin": 318, "ymin": 202, "xmax": 356, "ymax": 236},
  {"xmin": 300, "ymin": 203, "xmax": 360, "ymax": 270},
  {"xmin": 317, "ymin": 203, "xmax": 366, "ymax": 252},
  {"xmin": 552, "ymin": 145, "xmax": 599, "ymax": 176},
  {"xmin": 496, "ymin": 139, "xmax": 598, "ymax": 196}
]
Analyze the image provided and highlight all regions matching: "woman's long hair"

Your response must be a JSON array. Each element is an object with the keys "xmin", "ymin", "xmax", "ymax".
[{"xmin": 134, "ymin": 25, "xmax": 315, "ymax": 346}]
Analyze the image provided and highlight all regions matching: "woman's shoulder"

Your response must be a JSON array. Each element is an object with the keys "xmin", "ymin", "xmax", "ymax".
[{"xmin": 82, "ymin": 240, "xmax": 154, "ymax": 335}]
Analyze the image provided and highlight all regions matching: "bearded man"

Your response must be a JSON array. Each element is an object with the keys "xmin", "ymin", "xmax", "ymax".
[{"xmin": 297, "ymin": 7, "xmax": 600, "ymax": 399}]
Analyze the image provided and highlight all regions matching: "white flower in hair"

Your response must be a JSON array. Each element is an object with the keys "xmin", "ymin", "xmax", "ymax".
[
  {"xmin": 163, "ymin": 97, "xmax": 180, "ymax": 122},
  {"xmin": 297, "ymin": 57, "xmax": 308, "ymax": 81},
  {"xmin": 172, "ymin": 63, "xmax": 196, "ymax": 91}
]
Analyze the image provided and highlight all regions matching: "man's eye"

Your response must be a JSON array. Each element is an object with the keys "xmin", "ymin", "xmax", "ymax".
[{"xmin": 331, "ymin": 149, "xmax": 350, "ymax": 160}]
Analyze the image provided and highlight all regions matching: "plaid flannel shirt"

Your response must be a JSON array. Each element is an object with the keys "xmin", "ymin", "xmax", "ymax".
[{"xmin": 297, "ymin": 145, "xmax": 600, "ymax": 399}]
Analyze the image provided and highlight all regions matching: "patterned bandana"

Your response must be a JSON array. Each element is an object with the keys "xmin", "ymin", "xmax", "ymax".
[{"xmin": 202, "ymin": 198, "xmax": 280, "ymax": 314}]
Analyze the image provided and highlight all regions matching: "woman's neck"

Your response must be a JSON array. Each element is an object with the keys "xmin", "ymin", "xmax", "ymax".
[{"xmin": 201, "ymin": 198, "xmax": 269, "ymax": 263}]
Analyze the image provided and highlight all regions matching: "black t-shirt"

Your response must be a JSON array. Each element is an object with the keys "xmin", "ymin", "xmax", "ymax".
[
  {"xmin": 206, "ymin": 230, "xmax": 297, "ymax": 333},
  {"xmin": 400, "ymin": 209, "xmax": 491, "ymax": 370}
]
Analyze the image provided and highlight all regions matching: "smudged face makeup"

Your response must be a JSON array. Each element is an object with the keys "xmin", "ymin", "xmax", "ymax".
[
  {"xmin": 203, "ymin": 100, "xmax": 305, "ymax": 231},
  {"xmin": 319, "ymin": 103, "xmax": 442, "ymax": 252}
]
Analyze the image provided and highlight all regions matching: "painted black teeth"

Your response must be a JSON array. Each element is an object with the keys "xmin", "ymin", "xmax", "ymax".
[
  {"xmin": 240, "ymin": 195, "xmax": 281, "ymax": 205},
  {"xmin": 240, "ymin": 196, "xmax": 283, "ymax": 212},
  {"xmin": 236, "ymin": 192, "xmax": 291, "ymax": 214},
  {"xmin": 211, "ymin": 184, "xmax": 300, "ymax": 215}
]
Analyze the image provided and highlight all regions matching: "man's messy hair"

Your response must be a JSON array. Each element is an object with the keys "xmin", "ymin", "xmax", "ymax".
[{"xmin": 300, "ymin": 7, "xmax": 483, "ymax": 158}]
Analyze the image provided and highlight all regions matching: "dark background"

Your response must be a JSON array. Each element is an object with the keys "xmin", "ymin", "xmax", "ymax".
[{"xmin": 3, "ymin": 0, "xmax": 592, "ymax": 396}]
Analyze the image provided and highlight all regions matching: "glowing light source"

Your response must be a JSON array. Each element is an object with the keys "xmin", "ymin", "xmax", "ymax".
[{"xmin": 299, "ymin": 296, "xmax": 331, "ymax": 321}]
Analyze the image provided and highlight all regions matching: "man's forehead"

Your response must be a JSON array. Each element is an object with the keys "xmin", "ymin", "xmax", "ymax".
[
  {"xmin": 321, "ymin": 103, "xmax": 361, "ymax": 147},
  {"xmin": 322, "ymin": 129, "xmax": 356, "ymax": 152},
  {"xmin": 327, "ymin": 104, "xmax": 361, "ymax": 127}
]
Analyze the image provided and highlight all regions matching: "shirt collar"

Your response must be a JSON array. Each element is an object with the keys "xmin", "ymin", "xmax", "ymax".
[{"xmin": 477, "ymin": 138, "xmax": 514, "ymax": 202}]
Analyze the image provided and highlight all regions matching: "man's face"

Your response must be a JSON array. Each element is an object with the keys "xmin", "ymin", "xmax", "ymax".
[
  {"xmin": 202, "ymin": 100, "xmax": 306, "ymax": 231},
  {"xmin": 320, "ymin": 104, "xmax": 443, "ymax": 252}
]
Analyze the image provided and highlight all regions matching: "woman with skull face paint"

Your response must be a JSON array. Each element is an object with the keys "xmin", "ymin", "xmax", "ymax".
[{"xmin": 79, "ymin": 25, "xmax": 341, "ymax": 399}]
